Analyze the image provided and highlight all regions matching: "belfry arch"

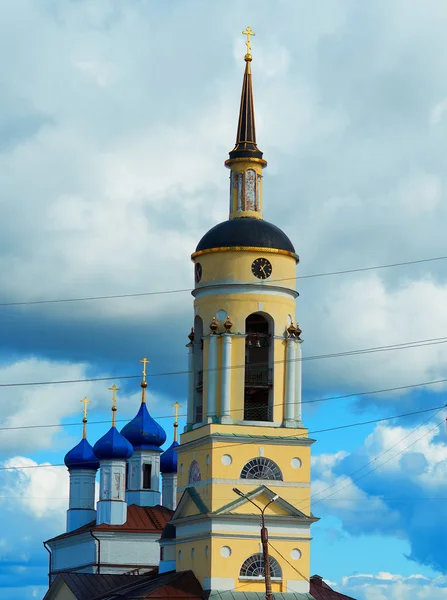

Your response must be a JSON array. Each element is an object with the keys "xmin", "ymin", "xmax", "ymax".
[{"xmin": 244, "ymin": 312, "xmax": 274, "ymax": 422}]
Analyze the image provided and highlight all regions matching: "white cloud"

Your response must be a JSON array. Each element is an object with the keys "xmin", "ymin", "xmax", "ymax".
[
  {"xmin": 0, "ymin": 358, "xmax": 117, "ymax": 453},
  {"xmin": 341, "ymin": 572, "xmax": 447, "ymax": 600},
  {"xmin": 312, "ymin": 419, "xmax": 447, "ymax": 571},
  {"xmin": 1, "ymin": 457, "xmax": 69, "ymax": 521}
]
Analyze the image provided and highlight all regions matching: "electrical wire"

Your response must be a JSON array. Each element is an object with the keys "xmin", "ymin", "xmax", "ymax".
[
  {"xmin": 1, "ymin": 255, "xmax": 446, "ymax": 308},
  {"xmin": 310, "ymin": 413, "xmax": 446, "ymax": 508},
  {"xmin": 0, "ymin": 404, "xmax": 443, "ymax": 471},
  {"xmin": 268, "ymin": 541, "xmax": 309, "ymax": 582},
  {"xmin": 1, "ymin": 399, "xmax": 442, "ymax": 434},
  {"xmin": 1, "ymin": 334, "xmax": 447, "ymax": 389}
]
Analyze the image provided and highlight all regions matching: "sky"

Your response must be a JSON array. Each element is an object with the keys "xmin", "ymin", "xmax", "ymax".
[{"xmin": 1, "ymin": 0, "xmax": 447, "ymax": 598}]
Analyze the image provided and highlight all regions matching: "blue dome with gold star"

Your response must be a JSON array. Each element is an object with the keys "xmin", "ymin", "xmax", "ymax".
[
  {"xmin": 121, "ymin": 402, "xmax": 167, "ymax": 451},
  {"xmin": 93, "ymin": 426, "xmax": 134, "ymax": 460},
  {"xmin": 64, "ymin": 438, "xmax": 100, "ymax": 471},
  {"xmin": 160, "ymin": 440, "xmax": 179, "ymax": 474}
]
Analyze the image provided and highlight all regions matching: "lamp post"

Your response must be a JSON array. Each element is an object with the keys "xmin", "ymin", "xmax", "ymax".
[{"xmin": 233, "ymin": 488, "xmax": 279, "ymax": 600}]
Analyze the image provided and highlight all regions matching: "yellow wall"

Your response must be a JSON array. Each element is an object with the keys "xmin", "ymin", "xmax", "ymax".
[{"xmin": 177, "ymin": 426, "xmax": 312, "ymax": 514}]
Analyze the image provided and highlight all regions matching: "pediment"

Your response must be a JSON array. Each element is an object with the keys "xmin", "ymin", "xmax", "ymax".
[
  {"xmin": 216, "ymin": 485, "xmax": 316, "ymax": 521},
  {"xmin": 171, "ymin": 487, "xmax": 210, "ymax": 521}
]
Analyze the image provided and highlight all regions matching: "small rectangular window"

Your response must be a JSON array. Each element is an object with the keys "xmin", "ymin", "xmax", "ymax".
[{"xmin": 143, "ymin": 463, "xmax": 152, "ymax": 489}]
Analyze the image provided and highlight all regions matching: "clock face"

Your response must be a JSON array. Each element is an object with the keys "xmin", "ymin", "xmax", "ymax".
[
  {"xmin": 195, "ymin": 262, "xmax": 202, "ymax": 284},
  {"xmin": 251, "ymin": 257, "xmax": 272, "ymax": 280}
]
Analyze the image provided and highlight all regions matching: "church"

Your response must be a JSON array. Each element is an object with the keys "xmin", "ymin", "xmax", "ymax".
[{"xmin": 43, "ymin": 29, "xmax": 356, "ymax": 600}]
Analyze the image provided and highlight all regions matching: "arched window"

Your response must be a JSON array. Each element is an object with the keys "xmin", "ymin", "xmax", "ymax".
[
  {"xmin": 240, "ymin": 457, "xmax": 283, "ymax": 481},
  {"xmin": 244, "ymin": 312, "xmax": 274, "ymax": 422},
  {"xmin": 239, "ymin": 554, "xmax": 282, "ymax": 580}
]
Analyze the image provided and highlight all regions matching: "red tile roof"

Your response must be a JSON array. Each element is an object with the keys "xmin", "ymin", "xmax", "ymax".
[{"xmin": 46, "ymin": 504, "xmax": 174, "ymax": 543}]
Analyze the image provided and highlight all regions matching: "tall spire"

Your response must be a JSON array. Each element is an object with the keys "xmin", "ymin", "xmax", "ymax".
[{"xmin": 226, "ymin": 27, "xmax": 266, "ymax": 166}]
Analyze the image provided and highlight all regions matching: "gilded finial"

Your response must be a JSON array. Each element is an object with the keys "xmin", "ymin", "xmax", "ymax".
[
  {"xmin": 242, "ymin": 26, "xmax": 255, "ymax": 61},
  {"xmin": 210, "ymin": 316, "xmax": 218, "ymax": 335},
  {"xmin": 287, "ymin": 321, "xmax": 297, "ymax": 338},
  {"xmin": 80, "ymin": 397, "xmax": 90, "ymax": 439},
  {"xmin": 108, "ymin": 384, "xmax": 120, "ymax": 427},
  {"xmin": 172, "ymin": 401, "xmax": 181, "ymax": 443},
  {"xmin": 224, "ymin": 315, "xmax": 233, "ymax": 333},
  {"xmin": 139, "ymin": 357, "xmax": 150, "ymax": 401}
]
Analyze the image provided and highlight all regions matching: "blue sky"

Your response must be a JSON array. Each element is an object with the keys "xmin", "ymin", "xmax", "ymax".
[{"xmin": 1, "ymin": 1, "xmax": 447, "ymax": 599}]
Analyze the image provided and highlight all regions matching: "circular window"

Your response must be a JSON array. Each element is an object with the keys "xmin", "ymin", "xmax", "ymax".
[
  {"xmin": 291, "ymin": 457, "xmax": 302, "ymax": 469},
  {"xmin": 220, "ymin": 546, "xmax": 232, "ymax": 558},
  {"xmin": 221, "ymin": 454, "xmax": 232, "ymax": 466},
  {"xmin": 291, "ymin": 548, "xmax": 302, "ymax": 560}
]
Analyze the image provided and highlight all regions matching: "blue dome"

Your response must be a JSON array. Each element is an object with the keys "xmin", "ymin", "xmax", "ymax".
[
  {"xmin": 93, "ymin": 426, "xmax": 134, "ymax": 460},
  {"xmin": 121, "ymin": 402, "xmax": 167, "ymax": 450},
  {"xmin": 160, "ymin": 440, "xmax": 179, "ymax": 474},
  {"xmin": 64, "ymin": 438, "xmax": 100, "ymax": 471}
]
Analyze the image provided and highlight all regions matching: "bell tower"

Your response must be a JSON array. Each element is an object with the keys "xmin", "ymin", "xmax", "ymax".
[{"xmin": 173, "ymin": 30, "xmax": 316, "ymax": 597}]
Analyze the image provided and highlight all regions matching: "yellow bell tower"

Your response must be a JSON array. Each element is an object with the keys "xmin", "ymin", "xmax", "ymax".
[{"xmin": 172, "ymin": 30, "xmax": 317, "ymax": 597}]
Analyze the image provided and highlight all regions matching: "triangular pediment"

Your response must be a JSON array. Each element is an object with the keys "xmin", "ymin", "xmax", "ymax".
[
  {"xmin": 171, "ymin": 487, "xmax": 210, "ymax": 521},
  {"xmin": 216, "ymin": 486, "xmax": 316, "ymax": 521}
]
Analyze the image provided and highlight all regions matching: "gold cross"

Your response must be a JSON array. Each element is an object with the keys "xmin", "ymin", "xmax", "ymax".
[
  {"xmin": 80, "ymin": 397, "xmax": 90, "ymax": 438},
  {"xmin": 140, "ymin": 357, "xmax": 150, "ymax": 381},
  {"xmin": 80, "ymin": 397, "xmax": 90, "ymax": 420},
  {"xmin": 172, "ymin": 401, "xmax": 181, "ymax": 442},
  {"xmin": 172, "ymin": 401, "xmax": 181, "ymax": 423},
  {"xmin": 109, "ymin": 384, "xmax": 120, "ymax": 426},
  {"xmin": 242, "ymin": 26, "xmax": 255, "ymax": 56}
]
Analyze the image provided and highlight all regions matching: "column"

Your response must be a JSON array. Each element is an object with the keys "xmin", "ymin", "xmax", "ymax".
[
  {"xmin": 221, "ymin": 334, "xmax": 232, "ymax": 424},
  {"xmin": 284, "ymin": 338, "xmax": 296, "ymax": 426},
  {"xmin": 294, "ymin": 340, "xmax": 303, "ymax": 424},
  {"xmin": 207, "ymin": 334, "xmax": 218, "ymax": 422},
  {"xmin": 186, "ymin": 343, "xmax": 194, "ymax": 430}
]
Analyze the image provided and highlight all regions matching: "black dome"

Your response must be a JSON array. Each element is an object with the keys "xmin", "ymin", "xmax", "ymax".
[{"xmin": 196, "ymin": 218, "xmax": 296, "ymax": 254}]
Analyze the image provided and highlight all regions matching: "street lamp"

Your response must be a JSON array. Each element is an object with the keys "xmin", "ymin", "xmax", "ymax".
[{"xmin": 233, "ymin": 488, "xmax": 279, "ymax": 600}]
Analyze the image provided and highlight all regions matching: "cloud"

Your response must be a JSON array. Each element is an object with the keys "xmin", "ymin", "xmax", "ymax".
[
  {"xmin": 0, "ymin": 358, "xmax": 115, "ymax": 454},
  {"xmin": 340, "ymin": 572, "xmax": 447, "ymax": 600},
  {"xmin": 312, "ymin": 419, "xmax": 447, "ymax": 572}
]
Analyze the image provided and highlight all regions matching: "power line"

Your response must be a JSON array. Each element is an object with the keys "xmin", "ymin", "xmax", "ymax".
[
  {"xmin": 310, "ymin": 412, "xmax": 446, "ymax": 508},
  {"xmin": 1, "ymin": 254, "xmax": 446, "ymax": 308},
  {"xmin": 0, "ymin": 377, "xmax": 445, "ymax": 434},
  {"xmin": 1, "ymin": 333, "xmax": 447, "ymax": 389},
  {"xmin": 268, "ymin": 541, "xmax": 309, "ymax": 582},
  {"xmin": 0, "ymin": 404, "xmax": 443, "ymax": 470}
]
